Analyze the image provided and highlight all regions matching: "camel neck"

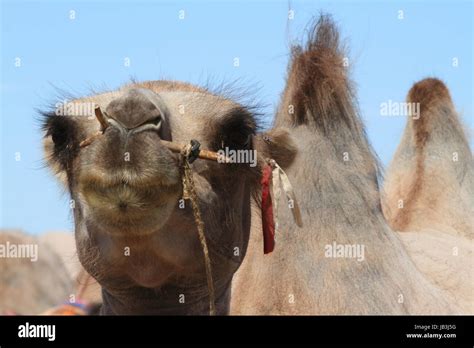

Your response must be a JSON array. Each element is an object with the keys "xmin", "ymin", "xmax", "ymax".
[{"xmin": 100, "ymin": 279, "xmax": 232, "ymax": 315}]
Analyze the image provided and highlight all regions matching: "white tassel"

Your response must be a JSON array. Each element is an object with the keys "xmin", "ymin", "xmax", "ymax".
[{"xmin": 269, "ymin": 159, "xmax": 303, "ymax": 229}]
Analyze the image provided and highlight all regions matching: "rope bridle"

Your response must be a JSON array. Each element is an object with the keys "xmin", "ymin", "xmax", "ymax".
[
  {"xmin": 73, "ymin": 105, "xmax": 302, "ymax": 316},
  {"xmin": 180, "ymin": 142, "xmax": 216, "ymax": 315}
]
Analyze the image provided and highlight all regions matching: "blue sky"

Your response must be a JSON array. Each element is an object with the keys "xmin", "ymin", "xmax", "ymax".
[{"xmin": 1, "ymin": 0, "xmax": 472, "ymax": 234}]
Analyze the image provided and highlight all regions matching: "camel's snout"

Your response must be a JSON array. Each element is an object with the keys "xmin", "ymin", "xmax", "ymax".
[
  {"xmin": 74, "ymin": 88, "xmax": 182, "ymax": 221},
  {"xmin": 105, "ymin": 88, "xmax": 168, "ymax": 137}
]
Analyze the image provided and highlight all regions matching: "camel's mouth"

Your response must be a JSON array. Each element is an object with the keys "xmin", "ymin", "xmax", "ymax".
[
  {"xmin": 81, "ymin": 181, "xmax": 178, "ymax": 211},
  {"xmin": 78, "ymin": 173, "xmax": 182, "ymax": 236}
]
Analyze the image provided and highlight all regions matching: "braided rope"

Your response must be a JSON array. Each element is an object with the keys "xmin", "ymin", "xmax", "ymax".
[{"xmin": 181, "ymin": 145, "xmax": 216, "ymax": 315}]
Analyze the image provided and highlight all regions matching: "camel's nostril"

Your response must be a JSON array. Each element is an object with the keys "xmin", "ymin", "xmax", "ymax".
[
  {"xmin": 140, "ymin": 115, "xmax": 162, "ymax": 129},
  {"xmin": 129, "ymin": 115, "xmax": 163, "ymax": 135},
  {"xmin": 148, "ymin": 115, "xmax": 162, "ymax": 127}
]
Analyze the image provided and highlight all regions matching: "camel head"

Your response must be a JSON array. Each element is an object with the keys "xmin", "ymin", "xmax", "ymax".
[{"xmin": 42, "ymin": 81, "xmax": 296, "ymax": 314}]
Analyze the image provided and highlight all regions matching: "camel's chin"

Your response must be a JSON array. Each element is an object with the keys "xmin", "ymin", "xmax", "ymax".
[
  {"xmin": 92, "ymin": 210, "xmax": 174, "ymax": 237},
  {"xmin": 126, "ymin": 264, "xmax": 174, "ymax": 288}
]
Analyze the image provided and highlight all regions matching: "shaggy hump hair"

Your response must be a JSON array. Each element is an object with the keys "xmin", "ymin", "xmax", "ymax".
[{"xmin": 278, "ymin": 16, "xmax": 361, "ymax": 134}]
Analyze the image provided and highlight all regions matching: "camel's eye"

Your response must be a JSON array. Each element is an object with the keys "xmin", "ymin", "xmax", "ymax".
[
  {"xmin": 51, "ymin": 119, "xmax": 71, "ymax": 150},
  {"xmin": 42, "ymin": 113, "xmax": 79, "ymax": 170},
  {"xmin": 213, "ymin": 107, "xmax": 256, "ymax": 151},
  {"xmin": 223, "ymin": 129, "xmax": 252, "ymax": 150},
  {"xmin": 242, "ymin": 134, "xmax": 251, "ymax": 148}
]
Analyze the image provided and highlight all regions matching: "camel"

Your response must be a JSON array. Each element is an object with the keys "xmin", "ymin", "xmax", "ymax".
[
  {"xmin": 382, "ymin": 78, "xmax": 473, "ymax": 313},
  {"xmin": 0, "ymin": 230, "xmax": 73, "ymax": 314},
  {"xmin": 42, "ymin": 15, "xmax": 465, "ymax": 315},
  {"xmin": 42, "ymin": 80, "xmax": 296, "ymax": 314},
  {"xmin": 0, "ymin": 230, "xmax": 102, "ymax": 314},
  {"xmin": 230, "ymin": 16, "xmax": 461, "ymax": 314}
]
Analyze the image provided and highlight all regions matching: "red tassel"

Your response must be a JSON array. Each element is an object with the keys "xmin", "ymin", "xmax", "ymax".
[{"xmin": 261, "ymin": 164, "xmax": 275, "ymax": 254}]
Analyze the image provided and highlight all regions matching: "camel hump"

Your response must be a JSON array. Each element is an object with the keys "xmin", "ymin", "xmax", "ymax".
[
  {"xmin": 407, "ymin": 78, "xmax": 453, "ymax": 114},
  {"xmin": 383, "ymin": 78, "xmax": 473, "ymax": 236},
  {"xmin": 305, "ymin": 13, "xmax": 340, "ymax": 51},
  {"xmin": 405, "ymin": 78, "xmax": 463, "ymax": 148},
  {"xmin": 276, "ymin": 15, "xmax": 360, "ymax": 134}
]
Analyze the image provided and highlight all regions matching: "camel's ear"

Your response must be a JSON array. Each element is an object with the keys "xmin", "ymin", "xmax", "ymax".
[{"xmin": 254, "ymin": 127, "xmax": 297, "ymax": 169}]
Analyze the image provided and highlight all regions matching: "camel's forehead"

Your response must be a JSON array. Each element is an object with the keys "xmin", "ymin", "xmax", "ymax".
[
  {"xmin": 159, "ymin": 91, "xmax": 238, "ymax": 119},
  {"xmin": 77, "ymin": 83, "xmax": 238, "ymax": 120}
]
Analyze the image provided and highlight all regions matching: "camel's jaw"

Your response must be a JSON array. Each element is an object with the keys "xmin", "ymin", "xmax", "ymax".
[{"xmin": 77, "ymin": 175, "xmax": 182, "ymax": 236}]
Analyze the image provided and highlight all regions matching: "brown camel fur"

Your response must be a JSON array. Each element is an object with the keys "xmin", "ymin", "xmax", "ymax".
[
  {"xmin": 42, "ymin": 80, "xmax": 296, "ymax": 314},
  {"xmin": 230, "ymin": 16, "xmax": 458, "ymax": 315},
  {"xmin": 41, "ymin": 15, "xmax": 465, "ymax": 315},
  {"xmin": 382, "ymin": 78, "xmax": 473, "ymax": 313}
]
